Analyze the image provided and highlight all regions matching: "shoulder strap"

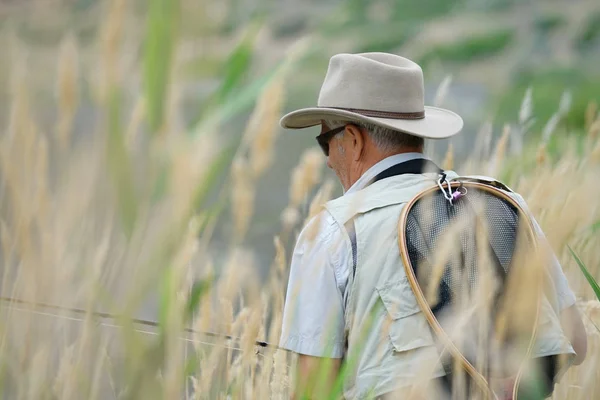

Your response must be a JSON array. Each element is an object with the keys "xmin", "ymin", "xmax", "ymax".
[{"xmin": 371, "ymin": 158, "xmax": 443, "ymax": 183}]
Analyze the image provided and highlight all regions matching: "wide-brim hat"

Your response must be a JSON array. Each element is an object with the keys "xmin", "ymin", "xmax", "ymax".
[{"xmin": 280, "ymin": 52, "xmax": 463, "ymax": 139}]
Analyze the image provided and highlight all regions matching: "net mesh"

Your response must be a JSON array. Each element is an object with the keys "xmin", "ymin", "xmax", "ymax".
[
  {"xmin": 402, "ymin": 183, "xmax": 544, "ymax": 397},
  {"xmin": 405, "ymin": 186, "xmax": 520, "ymax": 315}
]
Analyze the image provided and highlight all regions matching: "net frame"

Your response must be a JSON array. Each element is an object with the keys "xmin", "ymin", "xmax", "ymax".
[{"xmin": 397, "ymin": 179, "xmax": 544, "ymax": 400}]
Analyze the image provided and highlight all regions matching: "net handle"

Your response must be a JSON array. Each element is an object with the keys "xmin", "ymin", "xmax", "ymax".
[{"xmin": 397, "ymin": 180, "xmax": 543, "ymax": 400}]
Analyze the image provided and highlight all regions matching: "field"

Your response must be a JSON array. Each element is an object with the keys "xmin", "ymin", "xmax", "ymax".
[{"xmin": 0, "ymin": 0, "xmax": 599, "ymax": 399}]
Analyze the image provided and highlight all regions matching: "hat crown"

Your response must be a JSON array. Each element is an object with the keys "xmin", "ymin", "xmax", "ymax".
[
  {"xmin": 317, "ymin": 53, "xmax": 425, "ymax": 114},
  {"xmin": 279, "ymin": 52, "xmax": 463, "ymax": 140}
]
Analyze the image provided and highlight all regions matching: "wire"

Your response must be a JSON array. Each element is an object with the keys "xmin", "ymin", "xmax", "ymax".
[{"xmin": 0, "ymin": 296, "xmax": 285, "ymax": 353}]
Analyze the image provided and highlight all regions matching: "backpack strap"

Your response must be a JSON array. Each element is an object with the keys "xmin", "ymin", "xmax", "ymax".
[
  {"xmin": 371, "ymin": 158, "xmax": 443, "ymax": 183},
  {"xmin": 344, "ymin": 220, "xmax": 358, "ymax": 278}
]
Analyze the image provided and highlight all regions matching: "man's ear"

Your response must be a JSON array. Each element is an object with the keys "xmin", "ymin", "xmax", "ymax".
[{"xmin": 346, "ymin": 124, "xmax": 365, "ymax": 161}]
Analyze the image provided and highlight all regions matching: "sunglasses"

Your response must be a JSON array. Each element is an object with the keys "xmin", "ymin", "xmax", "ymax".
[{"xmin": 315, "ymin": 125, "xmax": 346, "ymax": 156}]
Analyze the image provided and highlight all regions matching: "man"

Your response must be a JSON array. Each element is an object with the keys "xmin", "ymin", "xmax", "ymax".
[{"xmin": 278, "ymin": 53, "xmax": 587, "ymax": 399}]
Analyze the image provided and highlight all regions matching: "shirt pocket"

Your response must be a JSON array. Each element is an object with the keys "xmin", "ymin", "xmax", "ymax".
[{"xmin": 376, "ymin": 276, "xmax": 436, "ymax": 353}]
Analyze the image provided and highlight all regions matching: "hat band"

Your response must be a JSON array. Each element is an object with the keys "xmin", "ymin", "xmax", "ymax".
[{"xmin": 321, "ymin": 106, "xmax": 425, "ymax": 120}]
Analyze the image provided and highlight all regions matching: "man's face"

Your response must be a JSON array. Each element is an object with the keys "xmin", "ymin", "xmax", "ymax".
[{"xmin": 320, "ymin": 122, "xmax": 351, "ymax": 190}]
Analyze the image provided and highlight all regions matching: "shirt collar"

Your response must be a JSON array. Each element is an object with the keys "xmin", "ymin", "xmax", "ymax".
[{"xmin": 344, "ymin": 152, "xmax": 428, "ymax": 196}]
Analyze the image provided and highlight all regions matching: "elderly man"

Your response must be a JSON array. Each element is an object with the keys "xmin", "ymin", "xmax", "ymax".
[{"xmin": 278, "ymin": 53, "xmax": 587, "ymax": 399}]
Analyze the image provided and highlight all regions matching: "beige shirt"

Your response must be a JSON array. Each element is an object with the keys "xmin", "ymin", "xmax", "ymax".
[{"xmin": 279, "ymin": 154, "xmax": 577, "ymax": 361}]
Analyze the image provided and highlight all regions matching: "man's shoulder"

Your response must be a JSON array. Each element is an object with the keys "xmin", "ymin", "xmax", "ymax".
[
  {"xmin": 323, "ymin": 172, "xmax": 454, "ymax": 224},
  {"xmin": 296, "ymin": 207, "xmax": 343, "ymax": 246},
  {"xmin": 290, "ymin": 207, "xmax": 352, "ymax": 267}
]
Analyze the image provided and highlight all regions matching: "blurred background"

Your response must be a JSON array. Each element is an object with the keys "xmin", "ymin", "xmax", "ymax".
[
  {"xmin": 0, "ymin": 1, "xmax": 599, "ymax": 398},
  {"xmin": 0, "ymin": 0, "xmax": 599, "ymax": 321}
]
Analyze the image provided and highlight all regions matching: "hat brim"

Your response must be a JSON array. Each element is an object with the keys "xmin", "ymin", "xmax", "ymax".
[{"xmin": 279, "ymin": 106, "xmax": 463, "ymax": 139}]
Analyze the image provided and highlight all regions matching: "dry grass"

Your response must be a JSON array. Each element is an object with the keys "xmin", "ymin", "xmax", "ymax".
[{"xmin": 0, "ymin": 2, "xmax": 599, "ymax": 400}]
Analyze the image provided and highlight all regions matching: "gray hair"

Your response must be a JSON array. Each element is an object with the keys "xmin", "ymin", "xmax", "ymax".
[{"xmin": 324, "ymin": 119, "xmax": 424, "ymax": 153}]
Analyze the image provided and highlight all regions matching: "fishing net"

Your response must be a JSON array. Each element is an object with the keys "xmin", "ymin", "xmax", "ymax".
[{"xmin": 398, "ymin": 177, "xmax": 552, "ymax": 400}]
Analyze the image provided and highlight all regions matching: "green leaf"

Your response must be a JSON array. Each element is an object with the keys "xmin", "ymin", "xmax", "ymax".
[
  {"xmin": 143, "ymin": 0, "xmax": 180, "ymax": 134},
  {"xmin": 325, "ymin": 303, "xmax": 382, "ymax": 399},
  {"xmin": 150, "ymin": 158, "xmax": 170, "ymax": 203},
  {"xmin": 190, "ymin": 67, "xmax": 278, "ymax": 136},
  {"xmin": 122, "ymin": 336, "xmax": 165, "ymax": 400},
  {"xmin": 184, "ymin": 355, "xmax": 200, "ymax": 377},
  {"xmin": 158, "ymin": 267, "xmax": 174, "ymax": 334},
  {"xmin": 568, "ymin": 245, "xmax": 600, "ymax": 301},
  {"xmin": 590, "ymin": 220, "xmax": 600, "ymax": 233},
  {"xmin": 216, "ymin": 27, "xmax": 257, "ymax": 102},
  {"xmin": 188, "ymin": 23, "xmax": 262, "ymax": 130},
  {"xmin": 180, "ymin": 56, "xmax": 223, "ymax": 80},
  {"xmin": 192, "ymin": 142, "xmax": 238, "ymax": 210},
  {"xmin": 185, "ymin": 278, "xmax": 213, "ymax": 322},
  {"xmin": 156, "ymin": 256, "xmax": 212, "ymax": 334},
  {"xmin": 107, "ymin": 87, "xmax": 138, "ymax": 238}
]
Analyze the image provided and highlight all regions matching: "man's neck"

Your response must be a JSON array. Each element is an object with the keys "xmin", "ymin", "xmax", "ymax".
[
  {"xmin": 353, "ymin": 148, "xmax": 423, "ymax": 183},
  {"xmin": 345, "ymin": 148, "xmax": 424, "ymax": 192}
]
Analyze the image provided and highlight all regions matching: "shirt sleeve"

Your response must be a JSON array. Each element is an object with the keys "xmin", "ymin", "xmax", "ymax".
[
  {"xmin": 278, "ymin": 211, "xmax": 347, "ymax": 358},
  {"xmin": 512, "ymin": 193, "xmax": 577, "ymax": 311}
]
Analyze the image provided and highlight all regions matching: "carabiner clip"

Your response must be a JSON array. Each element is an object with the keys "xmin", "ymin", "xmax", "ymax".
[{"xmin": 437, "ymin": 174, "xmax": 454, "ymax": 205}]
